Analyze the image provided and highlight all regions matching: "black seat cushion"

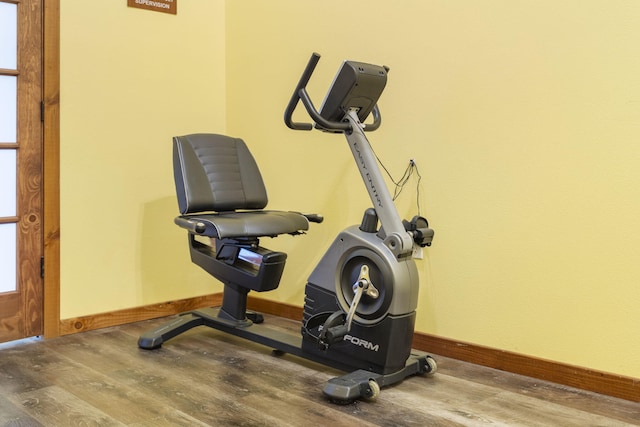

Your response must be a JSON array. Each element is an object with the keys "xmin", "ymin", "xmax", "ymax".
[
  {"xmin": 177, "ymin": 211, "xmax": 309, "ymax": 239},
  {"xmin": 173, "ymin": 134, "xmax": 309, "ymax": 238}
]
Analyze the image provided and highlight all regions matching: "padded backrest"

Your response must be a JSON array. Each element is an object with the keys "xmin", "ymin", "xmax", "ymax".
[{"xmin": 173, "ymin": 134, "xmax": 269, "ymax": 214}]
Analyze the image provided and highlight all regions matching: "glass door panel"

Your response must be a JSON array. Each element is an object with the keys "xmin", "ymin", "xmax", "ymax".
[
  {"xmin": 0, "ymin": 1, "xmax": 18, "ymax": 296},
  {"xmin": 0, "ymin": 224, "xmax": 16, "ymax": 293},
  {"xmin": 0, "ymin": 149, "xmax": 16, "ymax": 217},
  {"xmin": 0, "ymin": 75, "xmax": 17, "ymax": 142},
  {"xmin": 0, "ymin": 2, "xmax": 17, "ymax": 69}
]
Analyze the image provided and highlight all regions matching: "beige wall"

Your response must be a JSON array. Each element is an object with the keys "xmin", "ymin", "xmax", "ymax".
[
  {"xmin": 225, "ymin": 0, "xmax": 640, "ymax": 378},
  {"xmin": 59, "ymin": 0, "xmax": 226, "ymax": 317},
  {"xmin": 59, "ymin": 0, "xmax": 640, "ymax": 378}
]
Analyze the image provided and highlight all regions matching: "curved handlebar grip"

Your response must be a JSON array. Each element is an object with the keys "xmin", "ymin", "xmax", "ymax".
[
  {"xmin": 364, "ymin": 105, "xmax": 382, "ymax": 132},
  {"xmin": 284, "ymin": 52, "xmax": 322, "ymax": 130},
  {"xmin": 298, "ymin": 89, "xmax": 351, "ymax": 132}
]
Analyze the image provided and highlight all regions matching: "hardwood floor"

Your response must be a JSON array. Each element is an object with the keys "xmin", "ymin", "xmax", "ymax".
[{"xmin": 1, "ymin": 315, "xmax": 638, "ymax": 426}]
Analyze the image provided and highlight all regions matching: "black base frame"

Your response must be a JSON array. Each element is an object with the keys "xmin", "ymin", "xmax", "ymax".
[{"xmin": 138, "ymin": 306, "xmax": 435, "ymax": 402}]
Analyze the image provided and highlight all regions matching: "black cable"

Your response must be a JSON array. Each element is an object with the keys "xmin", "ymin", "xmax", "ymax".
[
  {"xmin": 413, "ymin": 161, "xmax": 422, "ymax": 216},
  {"xmin": 371, "ymin": 144, "xmax": 423, "ymax": 215}
]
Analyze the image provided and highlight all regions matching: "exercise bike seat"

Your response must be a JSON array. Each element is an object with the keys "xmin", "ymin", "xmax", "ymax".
[{"xmin": 173, "ymin": 133, "xmax": 310, "ymax": 239}]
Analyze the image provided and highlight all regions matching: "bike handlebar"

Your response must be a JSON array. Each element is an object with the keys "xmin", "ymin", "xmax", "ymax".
[
  {"xmin": 284, "ymin": 52, "xmax": 381, "ymax": 133},
  {"xmin": 283, "ymin": 52, "xmax": 321, "ymax": 131}
]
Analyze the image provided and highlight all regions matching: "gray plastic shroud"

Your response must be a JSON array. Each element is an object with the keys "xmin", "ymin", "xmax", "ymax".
[
  {"xmin": 307, "ymin": 225, "xmax": 419, "ymax": 324},
  {"xmin": 307, "ymin": 111, "xmax": 420, "ymax": 323},
  {"xmin": 345, "ymin": 110, "xmax": 414, "ymax": 257}
]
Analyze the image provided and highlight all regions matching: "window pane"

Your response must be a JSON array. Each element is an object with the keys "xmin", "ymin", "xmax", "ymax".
[
  {"xmin": 0, "ymin": 149, "xmax": 16, "ymax": 217},
  {"xmin": 0, "ymin": 2, "xmax": 17, "ymax": 70},
  {"xmin": 0, "ymin": 75, "xmax": 17, "ymax": 142},
  {"xmin": 0, "ymin": 150, "xmax": 16, "ymax": 217},
  {"xmin": 0, "ymin": 223, "xmax": 17, "ymax": 293}
]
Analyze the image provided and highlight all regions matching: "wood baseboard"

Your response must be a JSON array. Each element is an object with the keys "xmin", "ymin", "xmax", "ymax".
[
  {"xmin": 411, "ymin": 332, "xmax": 640, "ymax": 404},
  {"xmin": 59, "ymin": 294, "xmax": 639, "ymax": 403},
  {"xmin": 59, "ymin": 294, "xmax": 222, "ymax": 335}
]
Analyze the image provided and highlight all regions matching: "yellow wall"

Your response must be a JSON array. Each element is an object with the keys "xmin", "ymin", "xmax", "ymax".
[
  {"xmin": 59, "ymin": 0, "xmax": 226, "ymax": 317},
  {"xmin": 59, "ymin": 0, "xmax": 640, "ymax": 379},
  {"xmin": 225, "ymin": 0, "xmax": 640, "ymax": 378}
]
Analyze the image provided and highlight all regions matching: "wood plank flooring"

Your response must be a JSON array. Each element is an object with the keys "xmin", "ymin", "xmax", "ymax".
[{"xmin": 1, "ymin": 315, "xmax": 638, "ymax": 426}]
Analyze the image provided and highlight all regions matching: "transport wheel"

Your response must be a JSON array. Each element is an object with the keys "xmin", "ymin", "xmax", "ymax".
[
  {"xmin": 425, "ymin": 356, "xmax": 438, "ymax": 375},
  {"xmin": 363, "ymin": 379, "xmax": 381, "ymax": 401}
]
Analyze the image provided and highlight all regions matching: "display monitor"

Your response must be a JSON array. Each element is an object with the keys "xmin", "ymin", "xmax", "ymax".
[{"xmin": 318, "ymin": 60, "xmax": 388, "ymax": 126}]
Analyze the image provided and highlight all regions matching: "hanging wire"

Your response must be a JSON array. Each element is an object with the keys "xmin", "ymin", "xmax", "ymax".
[
  {"xmin": 413, "ymin": 161, "xmax": 422, "ymax": 217},
  {"xmin": 372, "ymin": 148, "xmax": 423, "ymax": 216}
]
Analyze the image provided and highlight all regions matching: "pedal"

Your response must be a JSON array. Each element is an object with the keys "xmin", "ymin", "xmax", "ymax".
[
  {"xmin": 318, "ymin": 311, "xmax": 346, "ymax": 349},
  {"xmin": 324, "ymin": 324, "xmax": 348, "ymax": 345}
]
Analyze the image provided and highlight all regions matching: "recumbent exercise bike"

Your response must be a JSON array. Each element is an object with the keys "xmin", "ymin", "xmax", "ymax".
[{"xmin": 138, "ymin": 52, "xmax": 436, "ymax": 402}]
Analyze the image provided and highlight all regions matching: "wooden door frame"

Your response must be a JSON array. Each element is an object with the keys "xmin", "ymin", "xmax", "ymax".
[
  {"xmin": 43, "ymin": 0, "xmax": 60, "ymax": 338},
  {"xmin": 0, "ymin": 0, "xmax": 44, "ymax": 342}
]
